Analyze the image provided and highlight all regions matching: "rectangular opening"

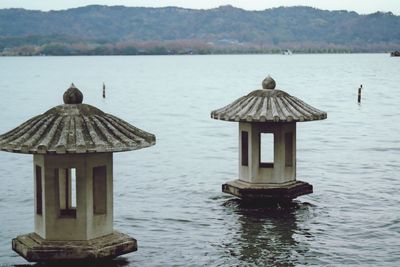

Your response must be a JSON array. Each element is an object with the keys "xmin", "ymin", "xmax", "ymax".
[
  {"xmin": 93, "ymin": 166, "xmax": 107, "ymax": 215},
  {"xmin": 241, "ymin": 131, "xmax": 249, "ymax": 166},
  {"xmin": 36, "ymin": 165, "xmax": 42, "ymax": 215},
  {"xmin": 259, "ymin": 133, "xmax": 274, "ymax": 168},
  {"xmin": 57, "ymin": 168, "xmax": 76, "ymax": 218},
  {"xmin": 71, "ymin": 168, "xmax": 76, "ymax": 208},
  {"xmin": 285, "ymin": 132, "xmax": 293, "ymax": 167}
]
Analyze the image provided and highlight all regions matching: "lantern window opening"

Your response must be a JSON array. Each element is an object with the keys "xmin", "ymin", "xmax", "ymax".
[
  {"xmin": 241, "ymin": 131, "xmax": 249, "ymax": 166},
  {"xmin": 71, "ymin": 168, "xmax": 77, "ymax": 208},
  {"xmin": 93, "ymin": 166, "xmax": 107, "ymax": 215},
  {"xmin": 57, "ymin": 168, "xmax": 77, "ymax": 218},
  {"xmin": 35, "ymin": 165, "xmax": 42, "ymax": 215},
  {"xmin": 259, "ymin": 133, "xmax": 274, "ymax": 168},
  {"xmin": 285, "ymin": 132, "xmax": 294, "ymax": 167}
]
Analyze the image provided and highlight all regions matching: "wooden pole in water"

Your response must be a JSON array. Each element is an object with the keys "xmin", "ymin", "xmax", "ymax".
[
  {"xmin": 103, "ymin": 82, "xmax": 106, "ymax": 98},
  {"xmin": 358, "ymin": 84, "xmax": 362, "ymax": 103}
]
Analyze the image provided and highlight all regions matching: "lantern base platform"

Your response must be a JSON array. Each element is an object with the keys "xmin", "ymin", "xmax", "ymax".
[
  {"xmin": 12, "ymin": 230, "xmax": 137, "ymax": 263},
  {"xmin": 222, "ymin": 179, "xmax": 312, "ymax": 203}
]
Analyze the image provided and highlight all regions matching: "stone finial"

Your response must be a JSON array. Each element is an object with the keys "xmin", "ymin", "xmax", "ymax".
[
  {"xmin": 262, "ymin": 75, "xmax": 276, "ymax": 89},
  {"xmin": 63, "ymin": 83, "xmax": 83, "ymax": 104}
]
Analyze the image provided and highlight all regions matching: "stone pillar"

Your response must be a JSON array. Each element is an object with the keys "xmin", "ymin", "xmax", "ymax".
[
  {"xmin": 239, "ymin": 122, "xmax": 296, "ymax": 184},
  {"xmin": 33, "ymin": 153, "xmax": 113, "ymax": 241},
  {"xmin": 34, "ymin": 155, "xmax": 45, "ymax": 237}
]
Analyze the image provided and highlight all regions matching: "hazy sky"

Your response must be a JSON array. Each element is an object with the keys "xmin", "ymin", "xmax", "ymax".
[{"xmin": 0, "ymin": 0, "xmax": 399, "ymax": 15}]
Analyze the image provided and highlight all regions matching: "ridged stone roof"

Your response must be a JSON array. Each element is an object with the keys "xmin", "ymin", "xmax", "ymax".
[
  {"xmin": 211, "ymin": 76, "xmax": 327, "ymax": 122},
  {"xmin": 0, "ymin": 84, "xmax": 156, "ymax": 154}
]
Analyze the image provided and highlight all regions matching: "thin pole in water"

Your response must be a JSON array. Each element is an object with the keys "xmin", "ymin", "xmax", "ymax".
[
  {"xmin": 103, "ymin": 82, "xmax": 106, "ymax": 98},
  {"xmin": 358, "ymin": 84, "xmax": 362, "ymax": 103}
]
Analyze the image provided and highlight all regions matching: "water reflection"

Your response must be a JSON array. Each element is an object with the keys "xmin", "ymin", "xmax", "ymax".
[
  {"xmin": 224, "ymin": 199, "xmax": 311, "ymax": 266},
  {"xmin": 14, "ymin": 257, "xmax": 130, "ymax": 267}
]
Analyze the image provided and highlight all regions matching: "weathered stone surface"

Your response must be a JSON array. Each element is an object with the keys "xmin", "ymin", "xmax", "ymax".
[
  {"xmin": 262, "ymin": 75, "xmax": 276, "ymax": 89},
  {"xmin": 222, "ymin": 179, "xmax": 313, "ymax": 200},
  {"xmin": 12, "ymin": 231, "xmax": 137, "ymax": 262},
  {"xmin": 211, "ymin": 76, "xmax": 327, "ymax": 122},
  {"xmin": 63, "ymin": 83, "xmax": 84, "ymax": 104},
  {"xmin": 0, "ymin": 84, "xmax": 156, "ymax": 154}
]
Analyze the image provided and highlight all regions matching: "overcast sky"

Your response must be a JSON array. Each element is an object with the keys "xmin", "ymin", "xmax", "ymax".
[{"xmin": 0, "ymin": 0, "xmax": 399, "ymax": 15}]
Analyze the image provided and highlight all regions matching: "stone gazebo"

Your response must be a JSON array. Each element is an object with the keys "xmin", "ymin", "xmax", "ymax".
[
  {"xmin": 0, "ymin": 84, "xmax": 156, "ymax": 262},
  {"xmin": 211, "ymin": 76, "xmax": 327, "ymax": 203}
]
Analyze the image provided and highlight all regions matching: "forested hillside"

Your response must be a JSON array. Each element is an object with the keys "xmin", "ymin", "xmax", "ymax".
[{"xmin": 0, "ymin": 5, "xmax": 399, "ymax": 55}]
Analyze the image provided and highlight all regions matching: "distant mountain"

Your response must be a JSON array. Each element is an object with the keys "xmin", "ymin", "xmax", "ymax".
[{"xmin": 0, "ymin": 5, "xmax": 399, "ymax": 55}]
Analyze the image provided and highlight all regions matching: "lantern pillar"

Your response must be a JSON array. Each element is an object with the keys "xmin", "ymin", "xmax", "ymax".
[
  {"xmin": 212, "ymin": 76, "xmax": 326, "ymax": 204},
  {"xmin": 0, "ymin": 84, "xmax": 156, "ymax": 262}
]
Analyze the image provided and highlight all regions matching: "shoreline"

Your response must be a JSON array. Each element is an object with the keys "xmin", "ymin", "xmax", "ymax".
[{"xmin": 0, "ymin": 51, "xmax": 392, "ymax": 57}]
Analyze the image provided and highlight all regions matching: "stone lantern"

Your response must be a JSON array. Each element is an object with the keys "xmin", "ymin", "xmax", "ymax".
[
  {"xmin": 211, "ymin": 76, "xmax": 327, "ymax": 203},
  {"xmin": 0, "ymin": 84, "xmax": 156, "ymax": 262}
]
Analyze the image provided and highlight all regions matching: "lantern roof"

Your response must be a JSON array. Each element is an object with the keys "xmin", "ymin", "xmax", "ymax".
[
  {"xmin": 211, "ymin": 76, "xmax": 327, "ymax": 123},
  {"xmin": 0, "ymin": 84, "xmax": 155, "ymax": 154}
]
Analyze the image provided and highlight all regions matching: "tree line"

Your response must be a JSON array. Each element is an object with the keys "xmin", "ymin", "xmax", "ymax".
[{"xmin": 2, "ymin": 39, "xmax": 394, "ymax": 56}]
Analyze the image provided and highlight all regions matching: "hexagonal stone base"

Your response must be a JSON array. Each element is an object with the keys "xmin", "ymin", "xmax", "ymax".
[
  {"xmin": 222, "ymin": 179, "xmax": 313, "ymax": 202},
  {"xmin": 12, "ymin": 230, "xmax": 137, "ymax": 262}
]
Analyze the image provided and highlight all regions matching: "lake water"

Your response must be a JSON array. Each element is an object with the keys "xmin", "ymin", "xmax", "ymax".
[{"xmin": 0, "ymin": 54, "xmax": 399, "ymax": 266}]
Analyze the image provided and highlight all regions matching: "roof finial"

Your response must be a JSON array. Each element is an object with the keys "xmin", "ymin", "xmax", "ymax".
[
  {"xmin": 63, "ymin": 83, "xmax": 83, "ymax": 104},
  {"xmin": 262, "ymin": 75, "xmax": 276, "ymax": 89}
]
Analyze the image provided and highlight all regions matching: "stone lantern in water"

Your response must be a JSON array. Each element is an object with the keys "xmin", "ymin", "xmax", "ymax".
[
  {"xmin": 211, "ymin": 76, "xmax": 327, "ymax": 203},
  {"xmin": 0, "ymin": 84, "xmax": 155, "ymax": 262}
]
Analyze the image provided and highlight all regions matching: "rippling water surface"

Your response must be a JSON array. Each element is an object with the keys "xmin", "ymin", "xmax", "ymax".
[{"xmin": 0, "ymin": 54, "xmax": 399, "ymax": 266}]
